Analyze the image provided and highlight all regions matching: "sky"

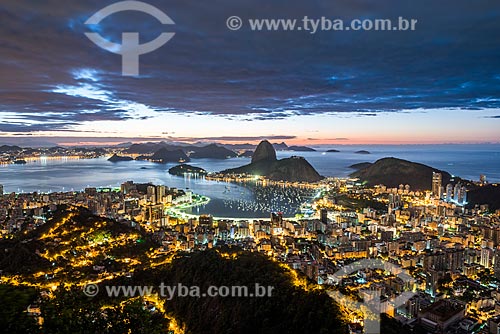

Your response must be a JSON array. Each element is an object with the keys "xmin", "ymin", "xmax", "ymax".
[{"xmin": 0, "ymin": 0, "xmax": 499, "ymax": 146}]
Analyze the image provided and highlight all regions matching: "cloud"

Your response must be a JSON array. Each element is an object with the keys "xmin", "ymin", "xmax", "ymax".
[
  {"xmin": 0, "ymin": 135, "xmax": 296, "ymax": 146},
  {"xmin": 167, "ymin": 135, "xmax": 296, "ymax": 142},
  {"xmin": 307, "ymin": 137, "xmax": 349, "ymax": 141},
  {"xmin": 0, "ymin": 0, "xmax": 499, "ymax": 133}
]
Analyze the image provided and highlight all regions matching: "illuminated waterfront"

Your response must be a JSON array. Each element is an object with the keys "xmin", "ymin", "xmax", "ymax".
[{"xmin": 1, "ymin": 144, "xmax": 500, "ymax": 218}]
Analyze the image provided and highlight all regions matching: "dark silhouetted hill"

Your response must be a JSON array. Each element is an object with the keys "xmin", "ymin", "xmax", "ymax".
[
  {"xmin": 223, "ymin": 141, "xmax": 323, "ymax": 182},
  {"xmin": 252, "ymin": 140, "xmax": 277, "ymax": 163},
  {"xmin": 355, "ymin": 150, "xmax": 371, "ymax": 154},
  {"xmin": 0, "ymin": 145, "xmax": 22, "ymax": 153},
  {"xmin": 351, "ymin": 157, "xmax": 452, "ymax": 190},
  {"xmin": 287, "ymin": 146, "xmax": 316, "ymax": 152},
  {"xmin": 123, "ymin": 249, "xmax": 348, "ymax": 334},
  {"xmin": 349, "ymin": 162, "xmax": 373, "ymax": 170},
  {"xmin": 467, "ymin": 184, "xmax": 500, "ymax": 211},
  {"xmin": 108, "ymin": 154, "xmax": 134, "ymax": 162},
  {"xmin": 189, "ymin": 144, "xmax": 237, "ymax": 159},
  {"xmin": 150, "ymin": 148, "xmax": 190, "ymax": 163}
]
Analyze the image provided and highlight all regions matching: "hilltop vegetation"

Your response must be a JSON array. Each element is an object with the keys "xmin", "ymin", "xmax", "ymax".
[
  {"xmin": 467, "ymin": 184, "xmax": 500, "ymax": 211},
  {"xmin": 109, "ymin": 249, "xmax": 349, "ymax": 334},
  {"xmin": 0, "ymin": 208, "xmax": 348, "ymax": 334},
  {"xmin": 351, "ymin": 157, "xmax": 452, "ymax": 190}
]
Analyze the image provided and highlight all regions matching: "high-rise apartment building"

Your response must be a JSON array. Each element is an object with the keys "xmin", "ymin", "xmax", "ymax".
[{"xmin": 432, "ymin": 172, "xmax": 442, "ymax": 198}]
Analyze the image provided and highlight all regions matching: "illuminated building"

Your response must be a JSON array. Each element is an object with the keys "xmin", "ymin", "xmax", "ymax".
[
  {"xmin": 445, "ymin": 184, "xmax": 453, "ymax": 202},
  {"xmin": 481, "ymin": 247, "xmax": 494, "ymax": 269},
  {"xmin": 432, "ymin": 172, "xmax": 442, "ymax": 198}
]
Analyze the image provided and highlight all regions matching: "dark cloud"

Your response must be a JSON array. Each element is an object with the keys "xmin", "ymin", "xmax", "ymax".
[
  {"xmin": 0, "ymin": 135, "xmax": 296, "ymax": 146},
  {"xmin": 0, "ymin": 0, "xmax": 499, "ymax": 132}
]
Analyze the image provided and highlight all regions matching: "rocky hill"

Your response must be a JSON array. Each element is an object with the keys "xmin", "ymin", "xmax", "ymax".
[
  {"xmin": 108, "ymin": 154, "xmax": 134, "ymax": 162},
  {"xmin": 223, "ymin": 140, "xmax": 323, "ymax": 182},
  {"xmin": 266, "ymin": 156, "xmax": 322, "ymax": 182},
  {"xmin": 350, "ymin": 157, "xmax": 452, "ymax": 190},
  {"xmin": 251, "ymin": 140, "xmax": 277, "ymax": 163}
]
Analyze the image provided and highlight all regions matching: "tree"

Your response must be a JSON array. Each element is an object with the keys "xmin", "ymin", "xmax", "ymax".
[{"xmin": 0, "ymin": 284, "xmax": 39, "ymax": 334}]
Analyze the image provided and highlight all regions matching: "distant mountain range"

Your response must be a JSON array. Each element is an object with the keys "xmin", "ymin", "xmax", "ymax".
[
  {"xmin": 123, "ymin": 141, "xmax": 316, "ymax": 157},
  {"xmin": 0, "ymin": 145, "xmax": 22, "ymax": 153},
  {"xmin": 125, "ymin": 142, "xmax": 236, "ymax": 159},
  {"xmin": 222, "ymin": 140, "xmax": 323, "ymax": 182},
  {"xmin": 189, "ymin": 144, "xmax": 238, "ymax": 159},
  {"xmin": 149, "ymin": 148, "xmax": 190, "ymax": 163}
]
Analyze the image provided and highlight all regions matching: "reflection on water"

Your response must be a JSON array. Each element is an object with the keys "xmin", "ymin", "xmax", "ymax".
[
  {"xmin": 183, "ymin": 183, "xmax": 316, "ymax": 218},
  {"xmin": 1, "ymin": 144, "xmax": 499, "ymax": 217},
  {"xmin": 0, "ymin": 157, "xmax": 312, "ymax": 218}
]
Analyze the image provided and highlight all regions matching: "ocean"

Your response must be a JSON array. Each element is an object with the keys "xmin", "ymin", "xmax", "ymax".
[{"xmin": 1, "ymin": 144, "xmax": 498, "ymax": 218}]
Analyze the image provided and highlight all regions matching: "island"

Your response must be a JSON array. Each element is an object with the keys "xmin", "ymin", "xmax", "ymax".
[
  {"xmin": 349, "ymin": 162, "xmax": 373, "ymax": 170},
  {"xmin": 168, "ymin": 164, "xmax": 208, "ymax": 176},
  {"xmin": 354, "ymin": 150, "xmax": 371, "ymax": 154},
  {"xmin": 221, "ymin": 140, "xmax": 323, "ymax": 182},
  {"xmin": 108, "ymin": 154, "xmax": 134, "ymax": 162},
  {"xmin": 326, "ymin": 149, "xmax": 340, "ymax": 153},
  {"xmin": 287, "ymin": 146, "xmax": 316, "ymax": 152}
]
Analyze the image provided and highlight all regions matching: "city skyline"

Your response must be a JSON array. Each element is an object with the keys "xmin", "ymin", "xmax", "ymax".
[{"xmin": 2, "ymin": 2, "xmax": 500, "ymax": 333}]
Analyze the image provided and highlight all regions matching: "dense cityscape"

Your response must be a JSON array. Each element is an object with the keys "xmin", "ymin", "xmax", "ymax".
[{"xmin": 2, "ymin": 0, "xmax": 500, "ymax": 333}]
